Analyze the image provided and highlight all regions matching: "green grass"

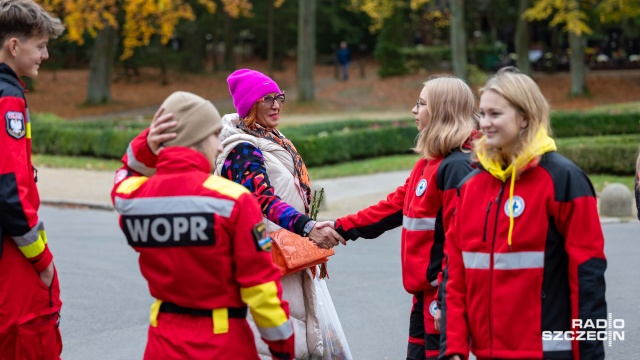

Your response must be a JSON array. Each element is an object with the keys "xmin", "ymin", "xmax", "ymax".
[
  {"xmin": 588, "ymin": 174, "xmax": 636, "ymax": 193},
  {"xmin": 589, "ymin": 101, "xmax": 640, "ymax": 113},
  {"xmin": 32, "ymin": 154, "xmax": 123, "ymax": 171},
  {"xmin": 308, "ymin": 154, "xmax": 420, "ymax": 180}
]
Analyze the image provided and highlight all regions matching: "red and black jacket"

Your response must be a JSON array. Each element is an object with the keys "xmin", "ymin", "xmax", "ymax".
[
  {"xmin": 335, "ymin": 150, "xmax": 473, "ymax": 294},
  {"xmin": 0, "ymin": 63, "xmax": 52, "ymax": 271},
  {"xmin": 440, "ymin": 151, "xmax": 607, "ymax": 360}
]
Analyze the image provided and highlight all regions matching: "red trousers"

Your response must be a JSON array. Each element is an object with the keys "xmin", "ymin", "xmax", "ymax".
[
  {"xmin": 144, "ymin": 312, "xmax": 261, "ymax": 359},
  {"xmin": 407, "ymin": 289, "xmax": 440, "ymax": 360},
  {"xmin": 0, "ymin": 239, "xmax": 62, "ymax": 360}
]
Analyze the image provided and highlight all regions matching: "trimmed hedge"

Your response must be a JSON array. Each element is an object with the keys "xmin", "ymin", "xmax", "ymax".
[
  {"xmin": 551, "ymin": 111, "xmax": 640, "ymax": 137},
  {"xmin": 29, "ymin": 113, "xmax": 640, "ymax": 174},
  {"xmin": 556, "ymin": 135, "xmax": 640, "ymax": 175}
]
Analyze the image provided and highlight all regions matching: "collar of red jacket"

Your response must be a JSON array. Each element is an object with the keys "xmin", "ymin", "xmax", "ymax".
[{"xmin": 155, "ymin": 146, "xmax": 212, "ymax": 175}]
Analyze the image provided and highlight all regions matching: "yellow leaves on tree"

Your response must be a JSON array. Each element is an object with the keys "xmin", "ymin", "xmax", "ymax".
[
  {"xmin": 349, "ymin": 0, "xmax": 431, "ymax": 32},
  {"xmin": 41, "ymin": 0, "xmax": 118, "ymax": 43},
  {"xmin": 221, "ymin": 0, "xmax": 253, "ymax": 18},
  {"xmin": 524, "ymin": 0, "xmax": 640, "ymax": 36},
  {"xmin": 39, "ymin": 0, "xmax": 216, "ymax": 60}
]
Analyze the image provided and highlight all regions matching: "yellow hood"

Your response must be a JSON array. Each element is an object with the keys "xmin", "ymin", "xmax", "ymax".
[{"xmin": 476, "ymin": 127, "xmax": 556, "ymax": 249}]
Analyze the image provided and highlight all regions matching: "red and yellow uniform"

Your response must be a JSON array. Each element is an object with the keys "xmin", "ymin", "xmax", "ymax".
[
  {"xmin": 0, "ymin": 62, "xmax": 62, "ymax": 359},
  {"xmin": 112, "ymin": 144, "xmax": 294, "ymax": 359},
  {"xmin": 335, "ymin": 149, "xmax": 473, "ymax": 360}
]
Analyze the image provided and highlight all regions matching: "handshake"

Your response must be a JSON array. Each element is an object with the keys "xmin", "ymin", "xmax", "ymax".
[{"xmin": 307, "ymin": 221, "xmax": 347, "ymax": 249}]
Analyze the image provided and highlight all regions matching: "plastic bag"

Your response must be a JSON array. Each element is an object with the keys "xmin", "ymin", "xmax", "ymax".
[{"xmin": 314, "ymin": 277, "xmax": 353, "ymax": 360}]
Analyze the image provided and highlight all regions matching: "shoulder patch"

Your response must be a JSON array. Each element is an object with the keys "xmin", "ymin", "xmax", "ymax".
[
  {"xmin": 116, "ymin": 176, "xmax": 148, "ymax": 195},
  {"xmin": 203, "ymin": 175, "xmax": 249, "ymax": 200},
  {"xmin": 252, "ymin": 222, "xmax": 271, "ymax": 252},
  {"xmin": 6, "ymin": 111, "xmax": 25, "ymax": 139}
]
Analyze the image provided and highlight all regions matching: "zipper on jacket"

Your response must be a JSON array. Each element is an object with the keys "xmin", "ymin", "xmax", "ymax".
[
  {"xmin": 488, "ymin": 182, "xmax": 506, "ymax": 358},
  {"xmin": 482, "ymin": 201, "xmax": 492, "ymax": 242}
]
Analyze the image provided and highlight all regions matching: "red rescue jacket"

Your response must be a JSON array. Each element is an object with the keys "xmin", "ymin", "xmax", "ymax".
[
  {"xmin": 0, "ymin": 63, "xmax": 52, "ymax": 271},
  {"xmin": 112, "ymin": 144, "xmax": 294, "ymax": 359},
  {"xmin": 440, "ymin": 152, "xmax": 606, "ymax": 360},
  {"xmin": 335, "ymin": 150, "xmax": 473, "ymax": 294}
]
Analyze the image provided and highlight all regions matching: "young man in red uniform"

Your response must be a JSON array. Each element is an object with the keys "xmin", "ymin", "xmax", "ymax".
[
  {"xmin": 0, "ymin": 1, "xmax": 65, "ymax": 358},
  {"xmin": 112, "ymin": 91, "xmax": 294, "ymax": 359}
]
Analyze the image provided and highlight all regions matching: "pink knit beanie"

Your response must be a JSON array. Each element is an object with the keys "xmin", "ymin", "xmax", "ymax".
[{"xmin": 227, "ymin": 69, "xmax": 282, "ymax": 118}]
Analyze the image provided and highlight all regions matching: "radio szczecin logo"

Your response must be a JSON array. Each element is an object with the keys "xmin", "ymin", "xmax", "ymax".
[{"xmin": 542, "ymin": 313, "xmax": 624, "ymax": 347}]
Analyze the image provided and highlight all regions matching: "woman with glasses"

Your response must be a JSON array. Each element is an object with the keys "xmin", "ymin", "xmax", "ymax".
[
  {"xmin": 213, "ymin": 68, "xmax": 344, "ymax": 359},
  {"xmin": 333, "ymin": 75, "xmax": 479, "ymax": 360}
]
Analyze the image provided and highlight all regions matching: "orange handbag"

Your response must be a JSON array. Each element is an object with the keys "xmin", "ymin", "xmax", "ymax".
[{"xmin": 270, "ymin": 228, "xmax": 334, "ymax": 276}]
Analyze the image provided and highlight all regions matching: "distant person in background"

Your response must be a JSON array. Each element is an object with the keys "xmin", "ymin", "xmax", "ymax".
[{"xmin": 336, "ymin": 41, "xmax": 351, "ymax": 81}]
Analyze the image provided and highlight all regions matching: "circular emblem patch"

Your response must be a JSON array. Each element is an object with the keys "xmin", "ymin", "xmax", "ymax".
[
  {"xmin": 429, "ymin": 300, "xmax": 438, "ymax": 317},
  {"xmin": 416, "ymin": 179, "xmax": 427, "ymax": 196},
  {"xmin": 504, "ymin": 196, "xmax": 525, "ymax": 218}
]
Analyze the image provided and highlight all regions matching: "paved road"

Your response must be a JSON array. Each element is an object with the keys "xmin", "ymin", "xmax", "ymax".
[{"xmin": 42, "ymin": 206, "xmax": 638, "ymax": 360}]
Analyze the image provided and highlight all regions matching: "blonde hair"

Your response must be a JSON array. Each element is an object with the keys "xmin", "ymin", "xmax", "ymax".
[
  {"xmin": 413, "ymin": 75, "xmax": 477, "ymax": 159},
  {"xmin": 0, "ymin": 0, "xmax": 65, "ymax": 45},
  {"xmin": 475, "ymin": 67, "xmax": 551, "ymax": 164}
]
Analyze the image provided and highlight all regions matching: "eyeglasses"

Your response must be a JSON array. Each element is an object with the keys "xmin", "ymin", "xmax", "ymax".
[
  {"xmin": 415, "ymin": 99, "xmax": 426, "ymax": 110},
  {"xmin": 262, "ymin": 93, "xmax": 286, "ymax": 107}
]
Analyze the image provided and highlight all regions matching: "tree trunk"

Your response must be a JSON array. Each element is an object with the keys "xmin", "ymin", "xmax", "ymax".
[
  {"xmin": 267, "ymin": 0, "xmax": 275, "ymax": 77},
  {"xmin": 86, "ymin": 25, "xmax": 116, "ymax": 104},
  {"xmin": 180, "ymin": 21, "xmax": 205, "ymax": 73},
  {"xmin": 569, "ymin": 31, "xmax": 587, "ymax": 96},
  {"xmin": 223, "ymin": 12, "xmax": 235, "ymax": 71},
  {"xmin": 450, "ymin": 0, "xmax": 467, "ymax": 81},
  {"xmin": 297, "ymin": 0, "xmax": 316, "ymax": 102},
  {"xmin": 515, "ymin": 0, "xmax": 531, "ymax": 75}
]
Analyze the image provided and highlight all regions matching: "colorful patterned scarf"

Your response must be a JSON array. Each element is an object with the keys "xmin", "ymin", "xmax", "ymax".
[{"xmin": 238, "ymin": 121, "xmax": 312, "ymax": 214}]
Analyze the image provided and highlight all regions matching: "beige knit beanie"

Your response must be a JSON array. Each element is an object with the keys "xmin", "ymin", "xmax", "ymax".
[{"xmin": 161, "ymin": 91, "xmax": 222, "ymax": 148}]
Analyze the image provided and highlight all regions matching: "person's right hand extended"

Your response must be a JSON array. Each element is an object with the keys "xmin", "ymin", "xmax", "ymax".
[
  {"xmin": 39, "ymin": 262, "xmax": 55, "ymax": 288},
  {"xmin": 309, "ymin": 221, "xmax": 346, "ymax": 248},
  {"xmin": 147, "ymin": 106, "xmax": 177, "ymax": 155}
]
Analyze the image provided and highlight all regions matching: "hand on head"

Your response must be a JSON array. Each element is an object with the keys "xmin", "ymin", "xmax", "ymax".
[{"xmin": 147, "ymin": 106, "xmax": 177, "ymax": 155}]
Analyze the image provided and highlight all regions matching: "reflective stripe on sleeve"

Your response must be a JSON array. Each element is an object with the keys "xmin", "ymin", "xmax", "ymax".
[
  {"xmin": 241, "ymin": 281, "xmax": 291, "ymax": 340},
  {"xmin": 126, "ymin": 144, "xmax": 155, "ymax": 176},
  {"xmin": 114, "ymin": 196, "xmax": 235, "ymax": 218},
  {"xmin": 403, "ymin": 216, "xmax": 436, "ymax": 231},
  {"xmin": 12, "ymin": 221, "xmax": 46, "ymax": 259},
  {"xmin": 260, "ymin": 320, "xmax": 294, "ymax": 341}
]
